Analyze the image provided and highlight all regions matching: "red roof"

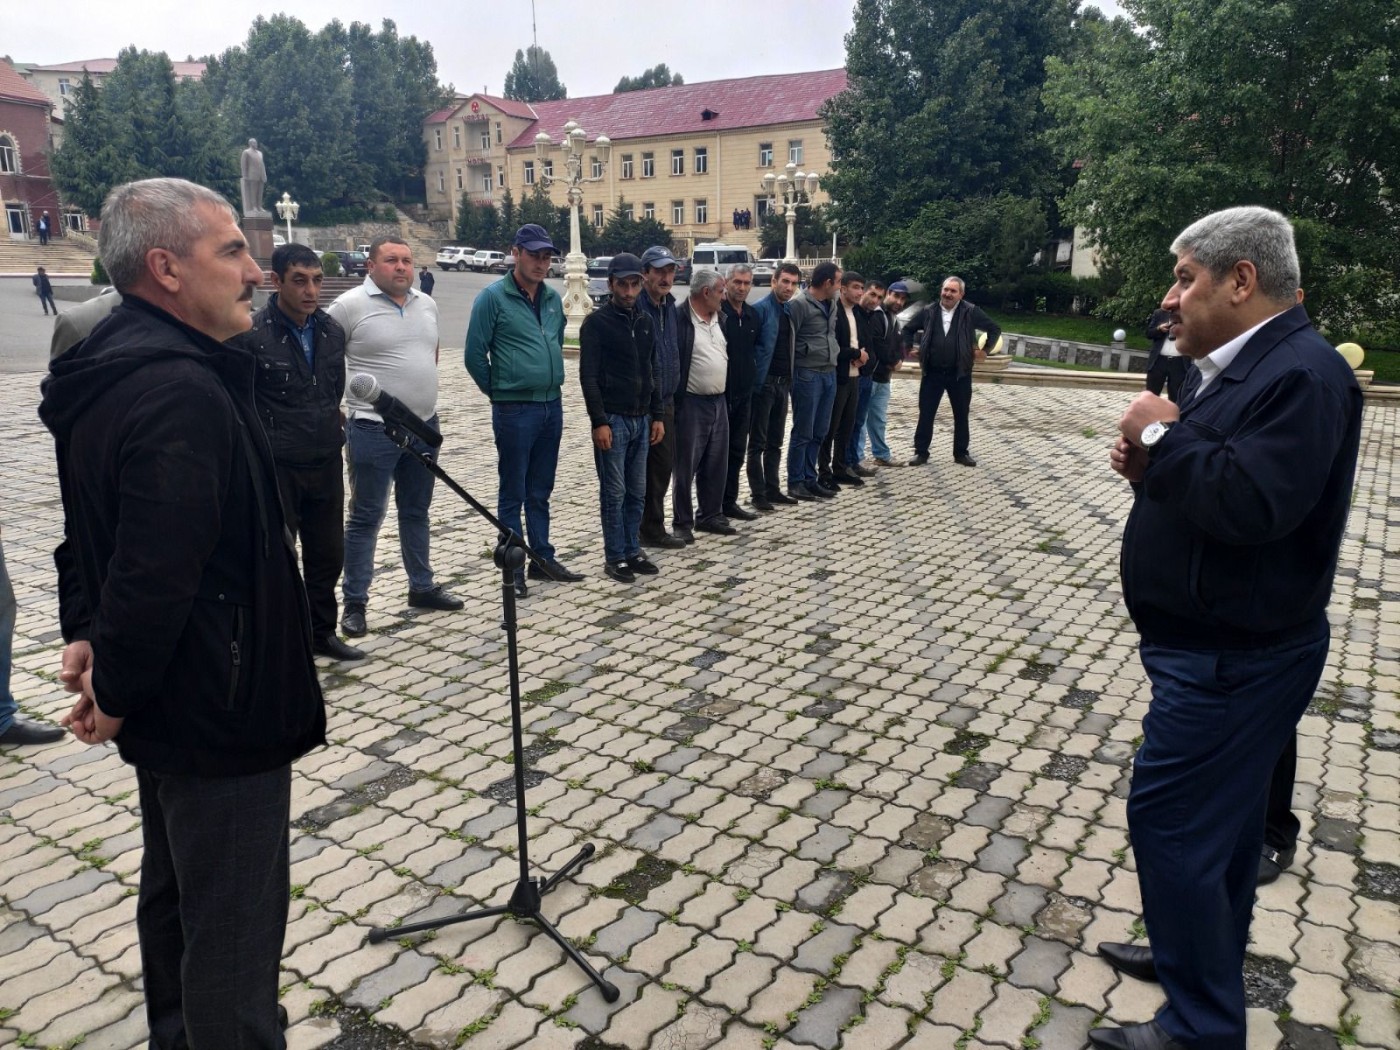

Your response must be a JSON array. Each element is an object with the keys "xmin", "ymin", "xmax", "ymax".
[
  {"xmin": 429, "ymin": 92, "xmax": 539, "ymax": 124},
  {"xmin": 506, "ymin": 68, "xmax": 846, "ymax": 148},
  {"xmin": 0, "ymin": 59, "xmax": 52, "ymax": 107},
  {"xmin": 25, "ymin": 58, "xmax": 206, "ymax": 79}
]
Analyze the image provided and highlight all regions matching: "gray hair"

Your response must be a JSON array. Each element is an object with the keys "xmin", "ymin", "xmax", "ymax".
[
  {"xmin": 943, "ymin": 276, "xmax": 965, "ymax": 291},
  {"xmin": 98, "ymin": 178, "xmax": 237, "ymax": 292},
  {"xmin": 691, "ymin": 268, "xmax": 725, "ymax": 297},
  {"xmin": 1171, "ymin": 206, "xmax": 1299, "ymax": 303},
  {"xmin": 728, "ymin": 263, "xmax": 754, "ymax": 279}
]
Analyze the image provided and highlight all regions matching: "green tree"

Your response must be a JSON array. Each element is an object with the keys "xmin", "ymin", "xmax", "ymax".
[
  {"xmin": 758, "ymin": 205, "xmax": 832, "ymax": 259},
  {"xmin": 1044, "ymin": 0, "xmax": 1400, "ymax": 333},
  {"xmin": 503, "ymin": 46, "xmax": 566, "ymax": 102},
  {"xmin": 614, "ymin": 64, "xmax": 684, "ymax": 93},
  {"xmin": 820, "ymin": 0, "xmax": 1075, "ymax": 237},
  {"xmin": 595, "ymin": 198, "xmax": 671, "ymax": 255},
  {"xmin": 50, "ymin": 73, "xmax": 124, "ymax": 215},
  {"xmin": 498, "ymin": 188, "xmax": 517, "ymax": 232},
  {"xmin": 455, "ymin": 198, "xmax": 504, "ymax": 249}
]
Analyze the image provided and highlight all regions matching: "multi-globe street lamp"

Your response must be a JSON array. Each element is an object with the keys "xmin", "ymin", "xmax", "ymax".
[
  {"xmin": 762, "ymin": 161, "xmax": 819, "ymax": 264},
  {"xmin": 275, "ymin": 192, "xmax": 299, "ymax": 246},
  {"xmin": 535, "ymin": 120, "xmax": 611, "ymax": 341}
]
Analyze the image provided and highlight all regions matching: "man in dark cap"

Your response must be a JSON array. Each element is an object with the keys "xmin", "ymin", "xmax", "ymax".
[{"xmin": 636, "ymin": 245, "xmax": 688, "ymax": 548}]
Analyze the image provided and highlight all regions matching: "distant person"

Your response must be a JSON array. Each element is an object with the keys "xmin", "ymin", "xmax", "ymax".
[
  {"xmin": 33, "ymin": 266, "xmax": 56, "ymax": 315},
  {"xmin": 1144, "ymin": 307, "xmax": 1187, "ymax": 402},
  {"xmin": 419, "ymin": 266, "xmax": 435, "ymax": 297},
  {"xmin": 37, "ymin": 211, "xmax": 51, "ymax": 246}
]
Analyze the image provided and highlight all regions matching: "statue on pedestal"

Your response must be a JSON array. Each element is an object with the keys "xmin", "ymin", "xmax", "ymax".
[{"xmin": 240, "ymin": 139, "xmax": 267, "ymax": 217}]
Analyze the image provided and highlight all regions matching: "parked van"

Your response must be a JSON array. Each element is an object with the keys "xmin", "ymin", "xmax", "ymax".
[{"xmin": 691, "ymin": 243, "xmax": 754, "ymax": 277}]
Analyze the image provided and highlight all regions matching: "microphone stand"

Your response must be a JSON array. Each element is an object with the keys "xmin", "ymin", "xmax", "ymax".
[{"xmin": 363, "ymin": 421, "xmax": 619, "ymax": 1003}]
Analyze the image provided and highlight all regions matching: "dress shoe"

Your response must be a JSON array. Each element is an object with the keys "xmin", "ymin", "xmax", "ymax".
[
  {"xmin": 723, "ymin": 503, "xmax": 760, "ymax": 521},
  {"xmin": 809, "ymin": 482, "xmax": 839, "ymax": 499},
  {"xmin": 751, "ymin": 496, "xmax": 775, "ymax": 512},
  {"xmin": 696, "ymin": 519, "xmax": 738, "ymax": 536},
  {"xmin": 0, "ymin": 718, "xmax": 65, "ymax": 746},
  {"xmin": 907, "ymin": 454, "xmax": 930, "ymax": 466},
  {"xmin": 767, "ymin": 490, "xmax": 800, "ymax": 505},
  {"xmin": 640, "ymin": 530, "xmax": 686, "ymax": 549},
  {"xmin": 1257, "ymin": 844, "xmax": 1295, "ymax": 886},
  {"xmin": 528, "ymin": 560, "xmax": 585, "ymax": 582},
  {"xmin": 1088, "ymin": 1020, "xmax": 1187, "ymax": 1050},
  {"xmin": 874, "ymin": 456, "xmax": 905, "ymax": 468},
  {"xmin": 853, "ymin": 463, "xmax": 879, "ymax": 477},
  {"xmin": 787, "ymin": 484, "xmax": 817, "ymax": 502},
  {"xmin": 313, "ymin": 635, "xmax": 366, "ymax": 661},
  {"xmin": 408, "ymin": 585, "xmax": 464, "ymax": 611},
  {"xmin": 604, "ymin": 561, "xmax": 636, "ymax": 583},
  {"xmin": 831, "ymin": 471, "xmax": 865, "ymax": 486},
  {"xmin": 626, "ymin": 554, "xmax": 660, "ymax": 575},
  {"xmin": 278, "ymin": 1005, "xmax": 289, "ymax": 1031},
  {"xmin": 954, "ymin": 453, "xmax": 978, "ymax": 467},
  {"xmin": 818, "ymin": 473, "xmax": 837, "ymax": 490},
  {"xmin": 341, "ymin": 603, "xmax": 367, "ymax": 637},
  {"xmin": 1098, "ymin": 942, "xmax": 1158, "ymax": 983},
  {"xmin": 512, "ymin": 577, "xmax": 528, "ymax": 599}
]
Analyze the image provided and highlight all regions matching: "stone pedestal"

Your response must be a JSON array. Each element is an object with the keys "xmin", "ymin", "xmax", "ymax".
[{"xmin": 242, "ymin": 214, "xmax": 274, "ymax": 267}]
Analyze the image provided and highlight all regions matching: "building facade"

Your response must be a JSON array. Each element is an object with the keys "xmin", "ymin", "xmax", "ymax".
[
  {"xmin": 18, "ymin": 58, "xmax": 206, "ymax": 120},
  {"xmin": 0, "ymin": 58, "xmax": 71, "ymax": 240},
  {"xmin": 424, "ymin": 69, "xmax": 845, "ymax": 256}
]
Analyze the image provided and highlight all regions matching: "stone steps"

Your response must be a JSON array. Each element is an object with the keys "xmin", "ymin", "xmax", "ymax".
[{"xmin": 0, "ymin": 237, "xmax": 97, "ymax": 277}]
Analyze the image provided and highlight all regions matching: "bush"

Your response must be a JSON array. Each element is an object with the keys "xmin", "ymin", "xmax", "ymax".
[
  {"xmin": 320, "ymin": 252, "xmax": 342, "ymax": 277},
  {"xmin": 91, "ymin": 256, "xmax": 109, "ymax": 286},
  {"xmin": 975, "ymin": 273, "xmax": 1110, "ymax": 315}
]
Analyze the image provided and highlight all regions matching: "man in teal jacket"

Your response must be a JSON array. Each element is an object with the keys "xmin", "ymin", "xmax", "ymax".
[{"xmin": 466, "ymin": 224, "xmax": 584, "ymax": 597}]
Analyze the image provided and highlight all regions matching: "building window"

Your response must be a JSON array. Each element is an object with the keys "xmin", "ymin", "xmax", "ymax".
[
  {"xmin": 590, "ymin": 157, "xmax": 602, "ymax": 179},
  {"xmin": 496, "ymin": 121, "xmax": 503, "ymax": 144},
  {"xmin": 671, "ymin": 149, "xmax": 684, "ymax": 176},
  {"xmin": 452, "ymin": 125, "xmax": 461, "ymax": 150},
  {"xmin": 756, "ymin": 196, "xmax": 773, "ymax": 220},
  {"xmin": 624, "ymin": 204, "xmax": 635, "ymax": 222},
  {"xmin": 435, "ymin": 171, "xmax": 444, "ymax": 194},
  {"xmin": 643, "ymin": 202, "xmax": 655, "ymax": 220},
  {"xmin": 789, "ymin": 139, "xmax": 804, "ymax": 165},
  {"xmin": 621, "ymin": 154, "xmax": 633, "ymax": 179},
  {"xmin": 695, "ymin": 199, "xmax": 708, "ymax": 225},
  {"xmin": 455, "ymin": 168, "xmax": 464, "ymax": 190},
  {"xmin": 694, "ymin": 147, "xmax": 708, "ymax": 174},
  {"xmin": 543, "ymin": 160, "xmax": 554, "ymax": 179},
  {"xmin": 481, "ymin": 173, "xmax": 492, "ymax": 193},
  {"xmin": 759, "ymin": 142, "xmax": 773, "ymax": 167},
  {"xmin": 672, "ymin": 200, "xmax": 684, "ymax": 225},
  {"xmin": 641, "ymin": 152, "xmax": 655, "ymax": 178},
  {"xmin": 592, "ymin": 204, "xmax": 604, "ymax": 227},
  {"xmin": 524, "ymin": 161, "xmax": 535, "ymax": 185},
  {"xmin": 497, "ymin": 167, "xmax": 506, "ymax": 187},
  {"xmin": 58, "ymin": 78, "xmax": 72, "ymax": 96},
  {"xmin": 433, "ymin": 128, "xmax": 442, "ymax": 151}
]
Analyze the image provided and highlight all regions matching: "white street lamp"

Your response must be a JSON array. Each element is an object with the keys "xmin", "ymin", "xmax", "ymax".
[
  {"xmin": 275, "ymin": 192, "xmax": 299, "ymax": 246},
  {"xmin": 537, "ymin": 120, "xmax": 611, "ymax": 341},
  {"xmin": 761, "ymin": 163, "xmax": 820, "ymax": 265}
]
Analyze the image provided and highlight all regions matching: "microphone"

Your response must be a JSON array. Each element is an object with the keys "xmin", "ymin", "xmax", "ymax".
[{"xmin": 347, "ymin": 373, "xmax": 443, "ymax": 449}]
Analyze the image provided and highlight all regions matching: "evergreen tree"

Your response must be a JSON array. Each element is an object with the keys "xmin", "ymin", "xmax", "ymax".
[
  {"xmin": 503, "ymin": 46, "xmax": 566, "ymax": 102},
  {"xmin": 614, "ymin": 64, "xmax": 684, "ymax": 93}
]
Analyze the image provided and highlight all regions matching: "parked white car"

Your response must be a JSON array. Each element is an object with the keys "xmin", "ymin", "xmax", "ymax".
[
  {"xmin": 436, "ymin": 246, "xmax": 476, "ymax": 271},
  {"xmin": 471, "ymin": 250, "xmax": 508, "ymax": 273}
]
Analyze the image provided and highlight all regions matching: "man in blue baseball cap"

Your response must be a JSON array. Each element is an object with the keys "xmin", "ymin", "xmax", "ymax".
[
  {"xmin": 636, "ymin": 245, "xmax": 688, "ymax": 549},
  {"xmin": 466, "ymin": 224, "xmax": 585, "ymax": 596}
]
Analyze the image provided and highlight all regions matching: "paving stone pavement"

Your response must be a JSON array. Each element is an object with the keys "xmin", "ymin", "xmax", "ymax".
[{"xmin": 2, "ymin": 361, "xmax": 1397, "ymax": 1050}]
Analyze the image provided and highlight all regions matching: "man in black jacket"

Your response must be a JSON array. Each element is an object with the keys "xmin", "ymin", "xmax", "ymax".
[
  {"xmin": 40, "ymin": 177, "xmax": 327, "ymax": 1050},
  {"xmin": 1143, "ymin": 306, "xmax": 1187, "ymax": 401},
  {"xmin": 579, "ymin": 254, "xmax": 664, "ymax": 583},
  {"xmin": 720, "ymin": 264, "xmax": 762, "ymax": 522},
  {"xmin": 819, "ymin": 271, "xmax": 871, "ymax": 487},
  {"xmin": 904, "ymin": 276, "xmax": 1001, "ymax": 467},
  {"xmin": 238, "ymin": 244, "xmax": 362, "ymax": 660}
]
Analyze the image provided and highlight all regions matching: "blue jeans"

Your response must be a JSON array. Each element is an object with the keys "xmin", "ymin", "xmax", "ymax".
[
  {"xmin": 342, "ymin": 415, "xmax": 440, "ymax": 604},
  {"xmin": 595, "ymin": 413, "xmax": 649, "ymax": 562},
  {"xmin": 492, "ymin": 400, "xmax": 562, "ymax": 571},
  {"xmin": 866, "ymin": 381, "xmax": 893, "ymax": 460},
  {"xmin": 0, "ymin": 542, "xmax": 16, "ymax": 733},
  {"xmin": 786, "ymin": 367, "xmax": 836, "ymax": 486},
  {"xmin": 846, "ymin": 375, "xmax": 875, "ymax": 465}
]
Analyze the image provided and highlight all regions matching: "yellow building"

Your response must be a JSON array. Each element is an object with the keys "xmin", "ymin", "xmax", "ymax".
[{"xmin": 423, "ymin": 69, "xmax": 846, "ymax": 255}]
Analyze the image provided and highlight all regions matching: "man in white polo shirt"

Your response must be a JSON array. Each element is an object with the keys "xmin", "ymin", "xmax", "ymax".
[
  {"xmin": 329, "ymin": 236, "xmax": 462, "ymax": 638},
  {"xmin": 671, "ymin": 269, "xmax": 736, "ymax": 541}
]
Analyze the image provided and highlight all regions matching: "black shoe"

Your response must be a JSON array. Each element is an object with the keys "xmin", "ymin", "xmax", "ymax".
[
  {"xmin": 513, "ymin": 577, "xmax": 528, "ymax": 599},
  {"xmin": 673, "ymin": 527, "xmax": 695, "ymax": 544},
  {"xmin": 1088, "ymin": 1021, "xmax": 1187, "ymax": 1050},
  {"xmin": 696, "ymin": 519, "xmax": 738, "ymax": 536},
  {"xmin": 408, "ymin": 586, "xmax": 464, "ymax": 611},
  {"xmin": 818, "ymin": 473, "xmax": 836, "ymax": 490},
  {"xmin": 313, "ymin": 635, "xmax": 366, "ymax": 661},
  {"xmin": 0, "ymin": 718, "xmax": 65, "ymax": 746},
  {"xmin": 768, "ymin": 490, "xmax": 799, "ymax": 505},
  {"xmin": 1097, "ymin": 942, "xmax": 1158, "ymax": 983},
  {"xmin": 341, "ymin": 603, "xmax": 367, "ymax": 637},
  {"xmin": 787, "ymin": 484, "xmax": 817, "ymax": 502},
  {"xmin": 853, "ymin": 463, "xmax": 879, "ymax": 477},
  {"xmin": 626, "ymin": 555, "xmax": 660, "ymax": 575},
  {"xmin": 954, "ymin": 453, "xmax": 978, "ymax": 467},
  {"xmin": 810, "ymin": 482, "xmax": 839, "ymax": 499},
  {"xmin": 1258, "ymin": 844, "xmax": 1295, "ymax": 886},
  {"xmin": 831, "ymin": 471, "xmax": 865, "ymax": 486},
  {"xmin": 604, "ymin": 561, "xmax": 636, "ymax": 583},
  {"xmin": 278, "ymin": 1005, "xmax": 289, "ymax": 1031},
  {"xmin": 528, "ymin": 560, "xmax": 585, "ymax": 582},
  {"xmin": 908, "ymin": 454, "xmax": 929, "ymax": 466},
  {"xmin": 723, "ymin": 503, "xmax": 760, "ymax": 521},
  {"xmin": 751, "ymin": 497, "xmax": 775, "ymax": 512},
  {"xmin": 640, "ymin": 530, "xmax": 686, "ymax": 549}
]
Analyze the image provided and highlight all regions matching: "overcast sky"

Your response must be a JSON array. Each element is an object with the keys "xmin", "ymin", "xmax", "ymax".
[{"xmin": 8, "ymin": 0, "xmax": 1128, "ymax": 100}]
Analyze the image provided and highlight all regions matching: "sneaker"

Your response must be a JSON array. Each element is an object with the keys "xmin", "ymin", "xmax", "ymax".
[
  {"xmin": 625, "ymin": 554, "xmax": 660, "ymax": 575},
  {"xmin": 341, "ymin": 603, "xmax": 367, "ymax": 637},
  {"xmin": 604, "ymin": 561, "xmax": 636, "ymax": 583},
  {"xmin": 873, "ymin": 456, "xmax": 905, "ymax": 468},
  {"xmin": 408, "ymin": 586, "xmax": 465, "ymax": 611}
]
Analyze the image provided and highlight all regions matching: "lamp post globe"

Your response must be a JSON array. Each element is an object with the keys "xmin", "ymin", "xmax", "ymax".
[{"xmin": 275, "ymin": 192, "xmax": 299, "ymax": 246}]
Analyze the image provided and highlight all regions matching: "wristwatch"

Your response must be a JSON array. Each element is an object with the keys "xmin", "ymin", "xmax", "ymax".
[{"xmin": 1140, "ymin": 421, "xmax": 1173, "ymax": 448}]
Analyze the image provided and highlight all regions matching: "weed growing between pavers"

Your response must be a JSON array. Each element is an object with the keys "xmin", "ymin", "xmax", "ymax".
[{"xmin": 599, "ymin": 855, "xmax": 679, "ymax": 905}]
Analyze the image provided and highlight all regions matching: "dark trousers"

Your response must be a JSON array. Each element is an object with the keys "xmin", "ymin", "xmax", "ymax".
[
  {"xmin": 39, "ymin": 293, "xmax": 56, "ymax": 315},
  {"xmin": 913, "ymin": 366, "xmax": 973, "ymax": 458},
  {"xmin": 642, "ymin": 405, "xmax": 676, "ymax": 537},
  {"xmin": 1264, "ymin": 734, "xmax": 1299, "ymax": 853},
  {"xmin": 723, "ymin": 389, "xmax": 753, "ymax": 507},
  {"xmin": 137, "ymin": 764, "xmax": 291, "ymax": 1050},
  {"xmin": 1146, "ymin": 356, "xmax": 1189, "ymax": 402},
  {"xmin": 747, "ymin": 375, "xmax": 790, "ymax": 498},
  {"xmin": 276, "ymin": 457, "xmax": 345, "ymax": 641},
  {"xmin": 672, "ymin": 393, "xmax": 729, "ymax": 529},
  {"xmin": 1131, "ymin": 636, "xmax": 1328, "ymax": 1050},
  {"xmin": 819, "ymin": 378, "xmax": 859, "ymax": 478}
]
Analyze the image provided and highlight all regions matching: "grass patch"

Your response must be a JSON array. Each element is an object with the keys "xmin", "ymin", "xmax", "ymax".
[{"xmin": 986, "ymin": 308, "xmax": 1151, "ymax": 350}]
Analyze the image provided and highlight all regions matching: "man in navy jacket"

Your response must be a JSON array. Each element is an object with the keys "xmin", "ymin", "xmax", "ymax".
[{"xmin": 1097, "ymin": 206, "xmax": 1361, "ymax": 1050}]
